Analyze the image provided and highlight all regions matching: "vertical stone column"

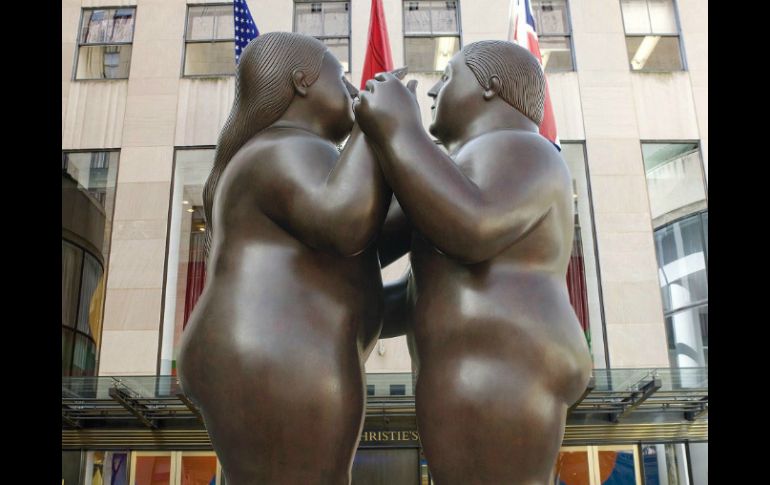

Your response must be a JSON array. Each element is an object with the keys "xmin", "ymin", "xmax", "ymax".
[
  {"xmin": 99, "ymin": 0, "xmax": 187, "ymax": 376},
  {"xmin": 571, "ymin": 0, "xmax": 668, "ymax": 367}
]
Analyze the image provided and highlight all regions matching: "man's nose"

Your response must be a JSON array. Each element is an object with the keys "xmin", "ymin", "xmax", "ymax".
[
  {"xmin": 427, "ymin": 80, "xmax": 443, "ymax": 99},
  {"xmin": 343, "ymin": 78, "xmax": 359, "ymax": 98}
]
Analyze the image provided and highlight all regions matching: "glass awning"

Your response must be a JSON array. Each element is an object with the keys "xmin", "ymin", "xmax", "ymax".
[{"xmin": 63, "ymin": 368, "xmax": 707, "ymax": 447}]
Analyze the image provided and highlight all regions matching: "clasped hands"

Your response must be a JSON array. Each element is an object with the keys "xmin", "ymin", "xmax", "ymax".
[{"xmin": 353, "ymin": 70, "xmax": 422, "ymax": 145}]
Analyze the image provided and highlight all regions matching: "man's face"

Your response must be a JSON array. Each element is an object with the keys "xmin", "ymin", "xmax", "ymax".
[{"xmin": 427, "ymin": 52, "xmax": 482, "ymax": 142}]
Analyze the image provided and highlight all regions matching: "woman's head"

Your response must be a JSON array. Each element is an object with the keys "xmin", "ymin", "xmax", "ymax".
[{"xmin": 202, "ymin": 32, "xmax": 328, "ymax": 254}]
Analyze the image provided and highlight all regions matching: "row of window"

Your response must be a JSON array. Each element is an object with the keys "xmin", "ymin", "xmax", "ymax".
[
  {"xmin": 62, "ymin": 442, "xmax": 707, "ymax": 485},
  {"xmin": 61, "ymin": 140, "xmax": 706, "ymax": 377},
  {"xmin": 73, "ymin": 0, "xmax": 686, "ymax": 80}
]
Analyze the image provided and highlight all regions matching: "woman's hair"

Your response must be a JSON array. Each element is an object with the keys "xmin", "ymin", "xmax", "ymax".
[
  {"xmin": 202, "ymin": 32, "xmax": 327, "ymax": 255},
  {"xmin": 462, "ymin": 40, "xmax": 545, "ymax": 126}
]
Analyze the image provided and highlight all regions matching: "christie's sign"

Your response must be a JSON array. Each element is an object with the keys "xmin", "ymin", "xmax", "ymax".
[{"xmin": 360, "ymin": 430, "xmax": 420, "ymax": 447}]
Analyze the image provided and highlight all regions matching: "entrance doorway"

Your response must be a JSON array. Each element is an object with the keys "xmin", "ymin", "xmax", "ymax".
[{"xmin": 352, "ymin": 448, "xmax": 420, "ymax": 485}]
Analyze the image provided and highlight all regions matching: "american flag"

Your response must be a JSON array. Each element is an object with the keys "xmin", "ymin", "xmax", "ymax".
[
  {"xmin": 508, "ymin": 0, "xmax": 560, "ymax": 151},
  {"xmin": 234, "ymin": 0, "xmax": 259, "ymax": 63}
]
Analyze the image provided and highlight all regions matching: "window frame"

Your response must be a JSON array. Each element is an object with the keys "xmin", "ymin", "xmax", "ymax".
[
  {"xmin": 560, "ymin": 140, "xmax": 609, "ymax": 369},
  {"xmin": 62, "ymin": 149, "xmax": 122, "ymax": 376},
  {"xmin": 654, "ymin": 209, "xmax": 709, "ymax": 318},
  {"xmin": 157, "ymin": 146, "xmax": 218, "ymax": 376},
  {"xmin": 619, "ymin": 0, "xmax": 687, "ymax": 72},
  {"xmin": 292, "ymin": 0, "xmax": 352, "ymax": 73},
  {"xmin": 530, "ymin": 0, "xmax": 576, "ymax": 72},
  {"xmin": 182, "ymin": 3, "xmax": 238, "ymax": 78},
  {"xmin": 402, "ymin": 0, "xmax": 463, "ymax": 73},
  {"xmin": 73, "ymin": 6, "xmax": 138, "ymax": 81}
]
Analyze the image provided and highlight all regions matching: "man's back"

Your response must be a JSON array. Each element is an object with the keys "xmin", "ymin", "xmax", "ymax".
[{"xmin": 406, "ymin": 129, "xmax": 593, "ymax": 485}]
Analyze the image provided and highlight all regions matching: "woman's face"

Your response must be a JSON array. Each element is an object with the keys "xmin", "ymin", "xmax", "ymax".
[{"xmin": 309, "ymin": 52, "xmax": 357, "ymax": 142}]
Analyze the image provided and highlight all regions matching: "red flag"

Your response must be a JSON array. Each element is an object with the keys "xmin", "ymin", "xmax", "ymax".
[{"xmin": 360, "ymin": 0, "xmax": 393, "ymax": 89}]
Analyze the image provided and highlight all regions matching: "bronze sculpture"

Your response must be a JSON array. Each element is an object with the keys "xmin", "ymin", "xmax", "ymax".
[
  {"xmin": 179, "ymin": 29, "xmax": 591, "ymax": 484},
  {"xmin": 356, "ymin": 40, "xmax": 593, "ymax": 484},
  {"xmin": 177, "ymin": 32, "xmax": 391, "ymax": 484}
]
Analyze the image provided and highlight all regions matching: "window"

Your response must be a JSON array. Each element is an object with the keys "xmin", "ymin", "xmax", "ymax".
[
  {"xmin": 403, "ymin": 1, "xmax": 461, "ymax": 72},
  {"xmin": 641, "ymin": 443, "xmax": 691, "ymax": 484},
  {"xmin": 184, "ymin": 5, "xmax": 237, "ymax": 76},
  {"xmin": 62, "ymin": 151, "xmax": 120, "ymax": 376},
  {"xmin": 530, "ymin": 0, "xmax": 574, "ymax": 72},
  {"xmin": 81, "ymin": 451, "xmax": 129, "ymax": 485},
  {"xmin": 294, "ymin": 1, "xmax": 351, "ymax": 72},
  {"xmin": 130, "ymin": 451, "xmax": 221, "ymax": 485},
  {"xmin": 656, "ymin": 213, "xmax": 708, "ymax": 368},
  {"xmin": 620, "ymin": 0, "xmax": 683, "ymax": 71},
  {"xmin": 160, "ymin": 148, "xmax": 216, "ymax": 376},
  {"xmin": 390, "ymin": 384, "xmax": 406, "ymax": 396},
  {"xmin": 642, "ymin": 142, "xmax": 707, "ymax": 368},
  {"xmin": 643, "ymin": 143, "xmax": 706, "ymax": 227},
  {"xmin": 561, "ymin": 143, "xmax": 606, "ymax": 368},
  {"xmin": 75, "ymin": 8, "xmax": 136, "ymax": 79}
]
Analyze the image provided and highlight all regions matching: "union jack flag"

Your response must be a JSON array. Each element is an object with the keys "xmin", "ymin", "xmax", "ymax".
[{"xmin": 508, "ymin": 0, "xmax": 560, "ymax": 151}]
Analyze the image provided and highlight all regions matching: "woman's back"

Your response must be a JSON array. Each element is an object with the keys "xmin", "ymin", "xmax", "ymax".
[{"xmin": 178, "ymin": 126, "xmax": 388, "ymax": 485}]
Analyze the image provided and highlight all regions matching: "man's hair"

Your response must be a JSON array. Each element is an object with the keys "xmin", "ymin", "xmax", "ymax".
[
  {"xmin": 202, "ymin": 32, "xmax": 327, "ymax": 256},
  {"xmin": 462, "ymin": 40, "xmax": 545, "ymax": 126}
]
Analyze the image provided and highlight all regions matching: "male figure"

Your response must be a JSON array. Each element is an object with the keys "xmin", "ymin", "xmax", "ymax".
[{"xmin": 356, "ymin": 41, "xmax": 593, "ymax": 484}]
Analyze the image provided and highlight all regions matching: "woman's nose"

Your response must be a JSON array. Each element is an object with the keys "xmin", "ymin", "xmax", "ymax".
[{"xmin": 343, "ymin": 78, "xmax": 359, "ymax": 98}]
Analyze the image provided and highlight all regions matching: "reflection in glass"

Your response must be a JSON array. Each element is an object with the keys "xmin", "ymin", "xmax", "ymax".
[
  {"xmin": 134, "ymin": 456, "xmax": 172, "ymax": 485},
  {"xmin": 626, "ymin": 36, "xmax": 682, "ymax": 71},
  {"xmin": 654, "ymin": 212, "xmax": 708, "ymax": 368},
  {"xmin": 62, "ymin": 151, "xmax": 118, "ymax": 376},
  {"xmin": 322, "ymin": 38, "xmax": 350, "ymax": 72},
  {"xmin": 641, "ymin": 444, "xmax": 690, "ymax": 485},
  {"xmin": 84, "ymin": 451, "xmax": 129, "ymax": 485},
  {"xmin": 184, "ymin": 6, "xmax": 236, "ymax": 76},
  {"xmin": 77, "ymin": 8, "xmax": 135, "ymax": 79},
  {"xmin": 76, "ymin": 45, "xmax": 133, "ymax": 80},
  {"xmin": 532, "ymin": 0, "xmax": 570, "ymax": 34},
  {"xmin": 80, "ymin": 8, "xmax": 136, "ymax": 44},
  {"xmin": 404, "ymin": 36, "xmax": 460, "ymax": 72},
  {"xmin": 620, "ymin": 0, "xmax": 677, "ymax": 34},
  {"xmin": 184, "ymin": 42, "xmax": 236, "ymax": 76},
  {"xmin": 561, "ymin": 143, "xmax": 605, "ymax": 367},
  {"xmin": 598, "ymin": 450, "xmax": 637, "ymax": 484},
  {"xmin": 62, "ymin": 241, "xmax": 83, "ymax": 328},
  {"xmin": 540, "ymin": 37, "xmax": 573, "ymax": 72},
  {"xmin": 180, "ymin": 454, "xmax": 217, "ymax": 485},
  {"xmin": 160, "ymin": 149, "xmax": 215, "ymax": 376},
  {"xmin": 404, "ymin": 1, "xmax": 458, "ymax": 34},
  {"xmin": 643, "ymin": 141, "xmax": 707, "ymax": 370},
  {"xmin": 553, "ymin": 449, "xmax": 590, "ymax": 485},
  {"xmin": 295, "ymin": 2, "xmax": 351, "ymax": 70},
  {"xmin": 187, "ymin": 6, "xmax": 234, "ymax": 41}
]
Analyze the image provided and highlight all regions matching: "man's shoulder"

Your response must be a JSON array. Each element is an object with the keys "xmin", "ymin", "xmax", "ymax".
[{"xmin": 462, "ymin": 129, "xmax": 564, "ymax": 171}]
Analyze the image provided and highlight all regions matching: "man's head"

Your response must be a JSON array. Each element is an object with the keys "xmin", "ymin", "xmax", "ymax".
[{"xmin": 427, "ymin": 40, "xmax": 545, "ymax": 141}]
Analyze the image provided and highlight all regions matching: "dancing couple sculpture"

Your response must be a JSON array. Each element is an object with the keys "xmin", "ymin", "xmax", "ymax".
[{"xmin": 178, "ymin": 31, "xmax": 592, "ymax": 485}]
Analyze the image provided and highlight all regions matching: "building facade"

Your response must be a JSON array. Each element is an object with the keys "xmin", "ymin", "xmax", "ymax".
[{"xmin": 62, "ymin": 0, "xmax": 708, "ymax": 483}]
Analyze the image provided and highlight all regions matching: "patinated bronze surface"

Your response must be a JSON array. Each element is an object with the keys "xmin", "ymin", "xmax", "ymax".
[
  {"xmin": 177, "ymin": 32, "xmax": 390, "ymax": 485},
  {"xmin": 356, "ymin": 40, "xmax": 593, "ymax": 484}
]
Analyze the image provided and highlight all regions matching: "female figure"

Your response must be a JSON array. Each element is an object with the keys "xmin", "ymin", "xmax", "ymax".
[{"xmin": 178, "ymin": 32, "xmax": 390, "ymax": 485}]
